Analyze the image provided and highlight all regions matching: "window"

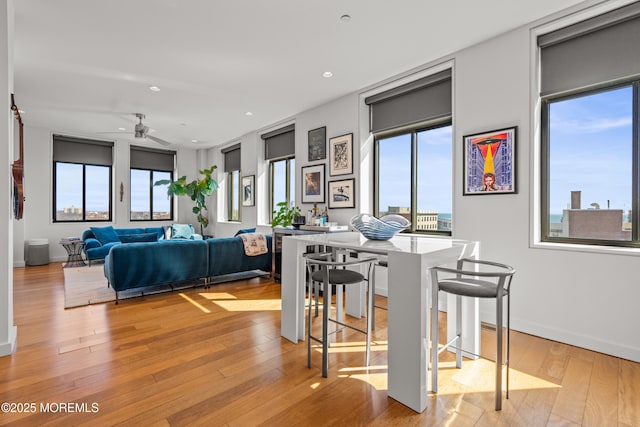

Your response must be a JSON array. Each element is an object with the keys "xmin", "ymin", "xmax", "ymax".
[
  {"xmin": 223, "ymin": 144, "xmax": 241, "ymax": 221},
  {"xmin": 539, "ymin": 3, "xmax": 640, "ymax": 246},
  {"xmin": 375, "ymin": 124, "xmax": 452, "ymax": 234},
  {"xmin": 262, "ymin": 125, "xmax": 295, "ymax": 222},
  {"xmin": 53, "ymin": 135, "xmax": 113, "ymax": 222},
  {"xmin": 130, "ymin": 146, "xmax": 175, "ymax": 221},
  {"xmin": 366, "ymin": 69, "xmax": 453, "ymax": 234}
]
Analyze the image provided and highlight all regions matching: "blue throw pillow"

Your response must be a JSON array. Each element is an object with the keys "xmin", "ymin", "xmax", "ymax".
[
  {"xmin": 119, "ymin": 233, "xmax": 158, "ymax": 243},
  {"xmin": 172, "ymin": 224, "xmax": 195, "ymax": 239},
  {"xmin": 90, "ymin": 226, "xmax": 120, "ymax": 245},
  {"xmin": 234, "ymin": 227, "xmax": 256, "ymax": 237}
]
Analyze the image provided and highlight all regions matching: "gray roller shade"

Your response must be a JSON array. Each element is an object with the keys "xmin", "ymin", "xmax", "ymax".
[
  {"xmin": 53, "ymin": 134, "xmax": 113, "ymax": 166},
  {"xmin": 539, "ymin": 2, "xmax": 640, "ymax": 97},
  {"xmin": 222, "ymin": 143, "xmax": 241, "ymax": 172},
  {"xmin": 130, "ymin": 145, "xmax": 175, "ymax": 171},
  {"xmin": 263, "ymin": 124, "xmax": 295, "ymax": 160},
  {"xmin": 365, "ymin": 69, "xmax": 452, "ymax": 134}
]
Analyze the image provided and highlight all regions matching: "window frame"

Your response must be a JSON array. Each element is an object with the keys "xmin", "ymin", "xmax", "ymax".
[
  {"xmin": 540, "ymin": 80, "xmax": 640, "ymax": 248},
  {"xmin": 52, "ymin": 161, "xmax": 113, "ymax": 222},
  {"xmin": 269, "ymin": 155, "xmax": 295, "ymax": 223},
  {"xmin": 226, "ymin": 169, "xmax": 241, "ymax": 222},
  {"xmin": 130, "ymin": 168, "xmax": 174, "ymax": 222},
  {"xmin": 373, "ymin": 119, "xmax": 453, "ymax": 236}
]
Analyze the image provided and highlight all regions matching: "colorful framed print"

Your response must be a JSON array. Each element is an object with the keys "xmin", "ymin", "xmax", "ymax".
[
  {"xmin": 301, "ymin": 164, "xmax": 325, "ymax": 203},
  {"xmin": 463, "ymin": 126, "xmax": 516, "ymax": 195},
  {"xmin": 242, "ymin": 175, "xmax": 255, "ymax": 206},
  {"xmin": 328, "ymin": 178, "xmax": 355, "ymax": 209},
  {"xmin": 329, "ymin": 133, "xmax": 353, "ymax": 176},
  {"xmin": 308, "ymin": 126, "xmax": 326, "ymax": 161}
]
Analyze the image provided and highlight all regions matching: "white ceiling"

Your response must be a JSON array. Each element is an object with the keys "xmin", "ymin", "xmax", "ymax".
[{"xmin": 13, "ymin": 0, "xmax": 587, "ymax": 149}]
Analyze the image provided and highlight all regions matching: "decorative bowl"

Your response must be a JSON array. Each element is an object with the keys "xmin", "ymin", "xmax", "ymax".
[{"xmin": 349, "ymin": 214, "xmax": 410, "ymax": 240}]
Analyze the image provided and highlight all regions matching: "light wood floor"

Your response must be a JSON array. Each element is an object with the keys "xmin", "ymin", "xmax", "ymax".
[{"xmin": 1, "ymin": 262, "xmax": 638, "ymax": 426}]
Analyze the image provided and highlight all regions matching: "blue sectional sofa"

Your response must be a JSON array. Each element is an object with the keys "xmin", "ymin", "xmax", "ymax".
[
  {"xmin": 102, "ymin": 234, "xmax": 272, "ymax": 303},
  {"xmin": 82, "ymin": 226, "xmax": 165, "ymax": 265}
]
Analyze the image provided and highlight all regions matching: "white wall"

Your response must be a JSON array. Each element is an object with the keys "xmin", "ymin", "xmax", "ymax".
[{"xmin": 208, "ymin": 2, "xmax": 639, "ymax": 362}]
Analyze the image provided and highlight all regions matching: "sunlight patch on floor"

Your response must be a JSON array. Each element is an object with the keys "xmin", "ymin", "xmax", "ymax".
[
  {"xmin": 199, "ymin": 292, "xmax": 237, "ymax": 300},
  {"xmin": 179, "ymin": 293, "xmax": 211, "ymax": 313},
  {"xmin": 210, "ymin": 299, "xmax": 281, "ymax": 311}
]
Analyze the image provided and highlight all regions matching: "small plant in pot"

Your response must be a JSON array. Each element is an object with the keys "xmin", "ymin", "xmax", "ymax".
[{"xmin": 272, "ymin": 201, "xmax": 303, "ymax": 228}]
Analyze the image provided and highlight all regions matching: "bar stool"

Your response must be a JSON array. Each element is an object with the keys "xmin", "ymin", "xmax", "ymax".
[
  {"xmin": 304, "ymin": 252, "xmax": 377, "ymax": 377},
  {"xmin": 430, "ymin": 258, "xmax": 515, "ymax": 410}
]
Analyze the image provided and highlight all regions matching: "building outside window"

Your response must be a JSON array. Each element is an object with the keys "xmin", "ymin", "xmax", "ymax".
[
  {"xmin": 53, "ymin": 135, "xmax": 113, "ymax": 222},
  {"xmin": 539, "ymin": 3, "xmax": 640, "ymax": 246},
  {"xmin": 130, "ymin": 146, "xmax": 175, "ymax": 221}
]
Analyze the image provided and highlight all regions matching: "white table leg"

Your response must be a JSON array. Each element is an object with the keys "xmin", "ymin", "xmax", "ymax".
[{"xmin": 281, "ymin": 238, "xmax": 306, "ymax": 342}]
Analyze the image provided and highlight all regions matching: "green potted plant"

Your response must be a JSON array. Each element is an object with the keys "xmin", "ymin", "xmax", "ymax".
[
  {"xmin": 154, "ymin": 165, "xmax": 218, "ymax": 235},
  {"xmin": 272, "ymin": 201, "xmax": 302, "ymax": 228}
]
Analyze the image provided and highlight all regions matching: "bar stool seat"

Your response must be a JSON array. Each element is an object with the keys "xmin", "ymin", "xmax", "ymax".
[{"xmin": 305, "ymin": 252, "xmax": 377, "ymax": 377}]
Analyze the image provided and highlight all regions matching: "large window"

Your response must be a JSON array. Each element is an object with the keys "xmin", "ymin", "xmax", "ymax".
[
  {"xmin": 130, "ymin": 146, "xmax": 175, "ymax": 221},
  {"xmin": 367, "ymin": 69, "xmax": 453, "ymax": 234},
  {"xmin": 262, "ymin": 125, "xmax": 295, "ymax": 222},
  {"xmin": 53, "ymin": 135, "xmax": 113, "ymax": 222},
  {"xmin": 223, "ymin": 144, "xmax": 241, "ymax": 222},
  {"xmin": 375, "ymin": 124, "xmax": 452, "ymax": 234},
  {"xmin": 539, "ymin": 3, "xmax": 640, "ymax": 246}
]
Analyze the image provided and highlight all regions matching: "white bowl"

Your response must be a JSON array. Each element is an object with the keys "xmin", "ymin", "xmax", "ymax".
[{"xmin": 350, "ymin": 213, "xmax": 410, "ymax": 240}]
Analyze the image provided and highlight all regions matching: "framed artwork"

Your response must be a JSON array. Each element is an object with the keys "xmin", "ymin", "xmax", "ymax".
[
  {"xmin": 463, "ymin": 126, "xmax": 517, "ymax": 195},
  {"xmin": 329, "ymin": 133, "xmax": 353, "ymax": 176},
  {"xmin": 308, "ymin": 126, "xmax": 326, "ymax": 161},
  {"xmin": 301, "ymin": 164, "xmax": 325, "ymax": 203},
  {"xmin": 328, "ymin": 178, "xmax": 355, "ymax": 209},
  {"xmin": 241, "ymin": 175, "xmax": 255, "ymax": 206}
]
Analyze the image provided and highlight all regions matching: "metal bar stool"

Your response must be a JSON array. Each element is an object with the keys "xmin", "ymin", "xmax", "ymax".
[
  {"xmin": 304, "ymin": 251, "xmax": 377, "ymax": 377},
  {"xmin": 430, "ymin": 258, "xmax": 515, "ymax": 410}
]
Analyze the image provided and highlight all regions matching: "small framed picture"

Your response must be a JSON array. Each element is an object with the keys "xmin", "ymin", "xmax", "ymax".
[
  {"xmin": 242, "ymin": 175, "xmax": 255, "ymax": 206},
  {"xmin": 329, "ymin": 133, "xmax": 353, "ymax": 176},
  {"xmin": 301, "ymin": 164, "xmax": 325, "ymax": 203},
  {"xmin": 308, "ymin": 126, "xmax": 326, "ymax": 161},
  {"xmin": 463, "ymin": 126, "xmax": 516, "ymax": 195},
  {"xmin": 328, "ymin": 178, "xmax": 355, "ymax": 209}
]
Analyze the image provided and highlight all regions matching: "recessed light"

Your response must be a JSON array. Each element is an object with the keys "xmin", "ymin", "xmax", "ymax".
[
  {"xmin": 149, "ymin": 86, "xmax": 161, "ymax": 92},
  {"xmin": 245, "ymin": 111, "xmax": 253, "ymax": 116},
  {"xmin": 340, "ymin": 14, "xmax": 351, "ymax": 22},
  {"xmin": 322, "ymin": 71, "xmax": 333, "ymax": 78},
  {"xmin": 191, "ymin": 139, "xmax": 198, "ymax": 143},
  {"xmin": 118, "ymin": 127, "xmax": 126, "ymax": 131}
]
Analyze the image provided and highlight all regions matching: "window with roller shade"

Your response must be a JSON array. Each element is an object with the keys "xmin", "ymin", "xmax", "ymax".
[
  {"xmin": 367, "ymin": 70, "xmax": 453, "ymax": 235},
  {"xmin": 539, "ymin": 3, "xmax": 640, "ymax": 247},
  {"xmin": 52, "ymin": 134, "xmax": 113, "ymax": 222},
  {"xmin": 130, "ymin": 145, "xmax": 175, "ymax": 221},
  {"xmin": 263, "ymin": 125, "xmax": 295, "ymax": 222},
  {"xmin": 223, "ymin": 144, "xmax": 241, "ymax": 222}
]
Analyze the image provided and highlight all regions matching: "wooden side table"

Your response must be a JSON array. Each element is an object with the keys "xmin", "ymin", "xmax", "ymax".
[{"xmin": 60, "ymin": 239, "xmax": 86, "ymax": 268}]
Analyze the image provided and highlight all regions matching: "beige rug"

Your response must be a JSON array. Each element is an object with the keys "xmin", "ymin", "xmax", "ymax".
[{"xmin": 63, "ymin": 265, "xmax": 207, "ymax": 308}]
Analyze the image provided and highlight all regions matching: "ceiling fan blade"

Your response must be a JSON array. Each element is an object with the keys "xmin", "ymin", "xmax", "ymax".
[{"xmin": 146, "ymin": 135, "xmax": 172, "ymax": 146}]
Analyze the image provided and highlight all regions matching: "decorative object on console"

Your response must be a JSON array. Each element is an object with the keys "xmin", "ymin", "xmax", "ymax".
[
  {"xmin": 350, "ymin": 213, "xmax": 410, "ymax": 240},
  {"xmin": 301, "ymin": 164, "xmax": 325, "ymax": 203},
  {"xmin": 154, "ymin": 165, "xmax": 218, "ymax": 235},
  {"xmin": 329, "ymin": 133, "xmax": 353, "ymax": 176},
  {"xmin": 308, "ymin": 126, "xmax": 326, "ymax": 161},
  {"xmin": 463, "ymin": 126, "xmax": 516, "ymax": 195}
]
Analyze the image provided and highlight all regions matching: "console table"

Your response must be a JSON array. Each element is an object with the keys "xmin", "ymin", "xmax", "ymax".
[{"xmin": 280, "ymin": 232, "xmax": 480, "ymax": 413}]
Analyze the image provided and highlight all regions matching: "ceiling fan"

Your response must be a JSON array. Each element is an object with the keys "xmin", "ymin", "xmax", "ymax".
[{"xmin": 133, "ymin": 113, "xmax": 171, "ymax": 146}]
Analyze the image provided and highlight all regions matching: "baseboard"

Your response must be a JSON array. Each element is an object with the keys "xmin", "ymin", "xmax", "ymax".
[{"xmin": 0, "ymin": 325, "xmax": 17, "ymax": 357}]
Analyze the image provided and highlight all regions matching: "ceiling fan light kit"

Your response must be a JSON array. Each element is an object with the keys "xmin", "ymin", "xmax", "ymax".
[{"xmin": 134, "ymin": 113, "xmax": 171, "ymax": 146}]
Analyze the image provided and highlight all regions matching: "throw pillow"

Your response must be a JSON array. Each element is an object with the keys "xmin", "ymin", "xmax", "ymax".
[
  {"xmin": 90, "ymin": 226, "xmax": 120, "ymax": 245},
  {"xmin": 119, "ymin": 233, "xmax": 158, "ymax": 243},
  {"xmin": 234, "ymin": 227, "xmax": 256, "ymax": 237},
  {"xmin": 171, "ymin": 223, "xmax": 194, "ymax": 239}
]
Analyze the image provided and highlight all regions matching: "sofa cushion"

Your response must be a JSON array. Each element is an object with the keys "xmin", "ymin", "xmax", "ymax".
[
  {"xmin": 172, "ymin": 223, "xmax": 195, "ymax": 239},
  {"xmin": 119, "ymin": 232, "xmax": 158, "ymax": 243},
  {"xmin": 90, "ymin": 226, "xmax": 120, "ymax": 245},
  {"xmin": 234, "ymin": 227, "xmax": 256, "ymax": 237}
]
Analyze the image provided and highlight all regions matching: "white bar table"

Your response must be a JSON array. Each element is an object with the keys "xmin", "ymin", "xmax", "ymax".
[{"xmin": 280, "ymin": 231, "xmax": 480, "ymax": 413}]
